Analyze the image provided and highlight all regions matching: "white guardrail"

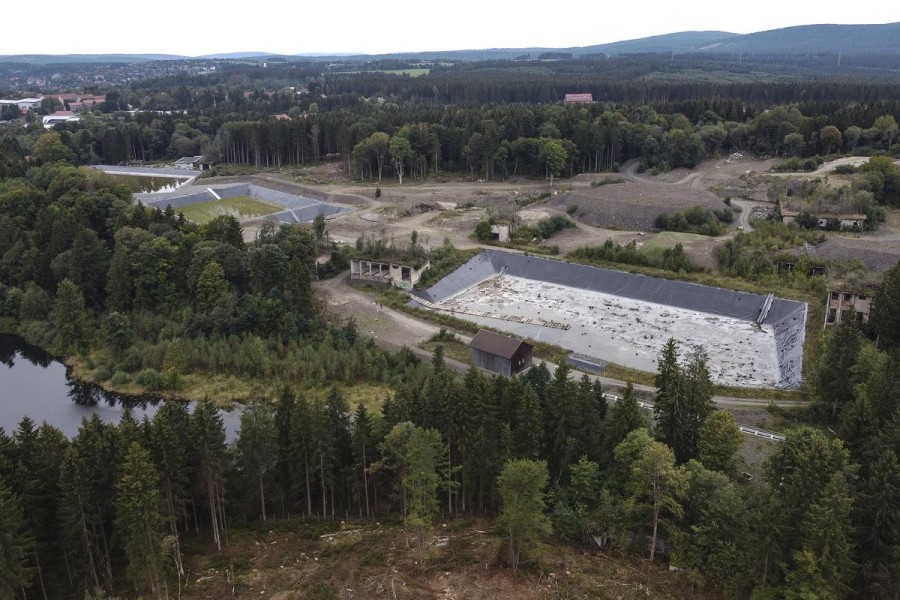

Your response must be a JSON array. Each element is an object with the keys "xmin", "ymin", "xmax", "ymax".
[{"xmin": 601, "ymin": 393, "xmax": 786, "ymax": 443}]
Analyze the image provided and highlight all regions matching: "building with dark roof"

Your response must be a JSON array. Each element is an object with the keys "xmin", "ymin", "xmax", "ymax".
[{"xmin": 469, "ymin": 330, "xmax": 533, "ymax": 377}]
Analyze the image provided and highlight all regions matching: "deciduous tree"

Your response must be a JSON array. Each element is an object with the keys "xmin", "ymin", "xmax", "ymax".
[{"xmin": 497, "ymin": 459, "xmax": 549, "ymax": 573}]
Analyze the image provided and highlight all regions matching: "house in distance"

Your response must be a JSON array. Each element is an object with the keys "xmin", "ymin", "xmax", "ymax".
[{"xmin": 469, "ymin": 329, "xmax": 533, "ymax": 377}]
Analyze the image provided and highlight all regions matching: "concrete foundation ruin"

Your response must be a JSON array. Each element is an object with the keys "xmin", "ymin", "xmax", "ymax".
[
  {"xmin": 350, "ymin": 258, "xmax": 430, "ymax": 290},
  {"xmin": 411, "ymin": 250, "xmax": 807, "ymax": 388},
  {"xmin": 136, "ymin": 182, "xmax": 350, "ymax": 223}
]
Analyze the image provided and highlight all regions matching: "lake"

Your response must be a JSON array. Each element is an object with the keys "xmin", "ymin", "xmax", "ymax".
[{"xmin": 0, "ymin": 334, "xmax": 241, "ymax": 440}]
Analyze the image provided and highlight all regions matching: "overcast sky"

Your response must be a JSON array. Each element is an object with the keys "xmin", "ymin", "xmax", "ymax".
[{"xmin": 3, "ymin": 1, "xmax": 898, "ymax": 56}]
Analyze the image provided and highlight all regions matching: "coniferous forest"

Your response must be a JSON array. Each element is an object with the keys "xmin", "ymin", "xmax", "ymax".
[{"xmin": 0, "ymin": 51, "xmax": 899, "ymax": 599}]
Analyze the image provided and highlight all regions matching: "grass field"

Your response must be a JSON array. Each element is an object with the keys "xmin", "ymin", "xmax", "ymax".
[
  {"xmin": 641, "ymin": 231, "xmax": 711, "ymax": 250},
  {"xmin": 178, "ymin": 196, "xmax": 280, "ymax": 224}
]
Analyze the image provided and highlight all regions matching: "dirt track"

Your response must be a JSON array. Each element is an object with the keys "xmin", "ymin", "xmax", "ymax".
[{"xmin": 315, "ymin": 273, "xmax": 803, "ymax": 412}]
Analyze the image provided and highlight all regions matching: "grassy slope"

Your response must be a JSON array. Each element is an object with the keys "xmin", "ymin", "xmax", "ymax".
[{"xmin": 179, "ymin": 196, "xmax": 281, "ymax": 224}]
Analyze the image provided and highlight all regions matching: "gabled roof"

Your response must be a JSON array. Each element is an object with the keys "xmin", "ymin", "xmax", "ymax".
[
  {"xmin": 469, "ymin": 329, "xmax": 530, "ymax": 360},
  {"xmin": 564, "ymin": 93, "xmax": 593, "ymax": 103},
  {"xmin": 175, "ymin": 155, "xmax": 203, "ymax": 164}
]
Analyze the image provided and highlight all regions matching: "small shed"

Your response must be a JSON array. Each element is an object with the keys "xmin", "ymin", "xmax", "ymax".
[
  {"xmin": 175, "ymin": 155, "xmax": 203, "ymax": 170},
  {"xmin": 469, "ymin": 330, "xmax": 533, "ymax": 377}
]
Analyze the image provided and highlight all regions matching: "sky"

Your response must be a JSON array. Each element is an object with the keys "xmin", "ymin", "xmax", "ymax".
[{"xmin": 3, "ymin": 1, "xmax": 899, "ymax": 56}]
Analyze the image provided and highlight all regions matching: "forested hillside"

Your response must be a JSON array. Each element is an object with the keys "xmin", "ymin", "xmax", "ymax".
[
  {"xmin": 1, "ymin": 48, "xmax": 900, "ymax": 600},
  {"xmin": 0, "ymin": 153, "xmax": 897, "ymax": 598}
]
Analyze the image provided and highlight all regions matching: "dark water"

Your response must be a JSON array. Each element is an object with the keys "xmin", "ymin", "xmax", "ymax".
[
  {"xmin": 109, "ymin": 174, "xmax": 184, "ymax": 193},
  {"xmin": 0, "ymin": 334, "xmax": 240, "ymax": 440}
]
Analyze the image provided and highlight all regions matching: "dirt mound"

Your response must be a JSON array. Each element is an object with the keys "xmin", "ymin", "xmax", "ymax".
[
  {"xmin": 554, "ymin": 182, "xmax": 728, "ymax": 231},
  {"xmin": 797, "ymin": 237, "xmax": 900, "ymax": 273}
]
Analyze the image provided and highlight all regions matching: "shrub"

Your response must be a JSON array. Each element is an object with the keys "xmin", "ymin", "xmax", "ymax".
[
  {"xmin": 655, "ymin": 205, "xmax": 727, "ymax": 236},
  {"xmin": 110, "ymin": 371, "xmax": 131, "ymax": 386},
  {"xmin": 135, "ymin": 368, "xmax": 165, "ymax": 391},
  {"xmin": 569, "ymin": 240, "xmax": 698, "ymax": 273},
  {"xmin": 93, "ymin": 366, "xmax": 113, "ymax": 382},
  {"xmin": 375, "ymin": 186, "xmax": 381, "ymax": 198}
]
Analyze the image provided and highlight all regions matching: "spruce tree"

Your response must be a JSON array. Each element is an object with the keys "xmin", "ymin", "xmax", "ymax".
[
  {"xmin": 653, "ymin": 338, "xmax": 683, "ymax": 455},
  {"xmin": 512, "ymin": 385, "xmax": 542, "ymax": 459},
  {"xmin": 600, "ymin": 383, "xmax": 649, "ymax": 463},
  {"xmin": 235, "ymin": 402, "xmax": 277, "ymax": 522},
  {"xmin": 147, "ymin": 402, "xmax": 191, "ymax": 583},
  {"xmin": 115, "ymin": 443, "xmax": 167, "ymax": 599},
  {"xmin": 191, "ymin": 401, "xmax": 227, "ymax": 551},
  {"xmin": 0, "ymin": 479, "xmax": 33, "ymax": 599},
  {"xmin": 869, "ymin": 260, "xmax": 900, "ymax": 350}
]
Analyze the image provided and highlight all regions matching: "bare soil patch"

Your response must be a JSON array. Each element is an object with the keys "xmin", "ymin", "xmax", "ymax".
[
  {"xmin": 554, "ymin": 181, "xmax": 728, "ymax": 231},
  {"xmin": 182, "ymin": 518, "xmax": 721, "ymax": 600},
  {"xmin": 794, "ymin": 237, "xmax": 900, "ymax": 274}
]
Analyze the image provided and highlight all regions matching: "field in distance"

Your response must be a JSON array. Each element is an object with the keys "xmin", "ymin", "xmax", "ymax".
[{"xmin": 178, "ymin": 196, "xmax": 280, "ymax": 224}]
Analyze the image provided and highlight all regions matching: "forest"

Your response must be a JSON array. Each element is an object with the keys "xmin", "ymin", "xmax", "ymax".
[
  {"xmin": 0, "ymin": 53, "xmax": 899, "ymax": 599},
  {"xmin": 0, "ymin": 153, "xmax": 898, "ymax": 599},
  {"xmin": 1, "ymin": 55, "xmax": 900, "ymax": 184}
]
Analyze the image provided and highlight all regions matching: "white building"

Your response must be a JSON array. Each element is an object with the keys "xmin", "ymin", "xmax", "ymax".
[
  {"xmin": 174, "ymin": 156, "xmax": 203, "ymax": 170},
  {"xmin": 0, "ymin": 97, "xmax": 44, "ymax": 111},
  {"xmin": 42, "ymin": 111, "xmax": 80, "ymax": 129}
]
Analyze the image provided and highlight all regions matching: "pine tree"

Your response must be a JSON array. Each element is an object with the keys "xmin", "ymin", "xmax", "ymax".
[
  {"xmin": 546, "ymin": 363, "xmax": 576, "ymax": 481},
  {"xmin": 0, "ymin": 479, "xmax": 34, "ymax": 599},
  {"xmin": 290, "ymin": 395, "xmax": 316, "ymax": 517},
  {"xmin": 816, "ymin": 317, "xmax": 861, "ymax": 421},
  {"xmin": 13, "ymin": 423, "xmax": 68, "ymax": 600},
  {"xmin": 58, "ymin": 416, "xmax": 117, "ymax": 592},
  {"xmin": 235, "ymin": 402, "xmax": 277, "ymax": 522},
  {"xmin": 869, "ymin": 260, "xmax": 900, "ymax": 350},
  {"xmin": 147, "ymin": 402, "xmax": 191, "ymax": 585},
  {"xmin": 403, "ymin": 427, "xmax": 442, "ymax": 569},
  {"xmin": 512, "ymin": 385, "xmax": 543, "ymax": 459},
  {"xmin": 115, "ymin": 443, "xmax": 167, "ymax": 599},
  {"xmin": 795, "ymin": 473, "xmax": 856, "ymax": 598},
  {"xmin": 856, "ymin": 449, "xmax": 900, "ymax": 598},
  {"xmin": 653, "ymin": 338, "xmax": 684, "ymax": 455},
  {"xmin": 617, "ymin": 430, "xmax": 684, "ymax": 560},
  {"xmin": 698, "ymin": 411, "xmax": 742, "ymax": 477},
  {"xmin": 352, "ymin": 404, "xmax": 376, "ymax": 518},
  {"xmin": 191, "ymin": 401, "xmax": 227, "ymax": 551},
  {"xmin": 601, "ymin": 383, "xmax": 649, "ymax": 463},
  {"xmin": 51, "ymin": 278, "xmax": 91, "ymax": 355}
]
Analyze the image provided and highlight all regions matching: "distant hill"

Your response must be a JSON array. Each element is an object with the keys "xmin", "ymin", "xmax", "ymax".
[
  {"xmin": 0, "ymin": 54, "xmax": 187, "ymax": 64},
  {"xmin": 576, "ymin": 31, "xmax": 736, "ymax": 55},
  {"xmin": 695, "ymin": 22, "xmax": 900, "ymax": 55},
  {"xmin": 197, "ymin": 52, "xmax": 286, "ymax": 60},
  {"xmin": 2, "ymin": 22, "xmax": 899, "ymax": 64}
]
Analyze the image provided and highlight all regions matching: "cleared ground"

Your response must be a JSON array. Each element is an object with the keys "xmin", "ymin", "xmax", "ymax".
[
  {"xmin": 178, "ymin": 196, "xmax": 281, "ymax": 224},
  {"xmin": 440, "ymin": 274, "xmax": 781, "ymax": 387}
]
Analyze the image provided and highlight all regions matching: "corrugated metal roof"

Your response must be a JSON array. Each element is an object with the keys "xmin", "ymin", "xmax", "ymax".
[{"xmin": 469, "ymin": 329, "xmax": 529, "ymax": 360}]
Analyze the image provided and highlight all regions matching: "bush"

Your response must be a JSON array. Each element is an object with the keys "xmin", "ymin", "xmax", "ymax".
[
  {"xmin": 655, "ymin": 205, "xmax": 727, "ymax": 236},
  {"xmin": 93, "ymin": 366, "xmax": 113, "ymax": 382},
  {"xmin": 375, "ymin": 186, "xmax": 381, "ymax": 198},
  {"xmin": 135, "ymin": 368, "xmax": 165, "ymax": 391},
  {"xmin": 834, "ymin": 164, "xmax": 859, "ymax": 175},
  {"xmin": 569, "ymin": 240, "xmax": 698, "ymax": 273},
  {"xmin": 110, "ymin": 371, "xmax": 131, "ymax": 386}
]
